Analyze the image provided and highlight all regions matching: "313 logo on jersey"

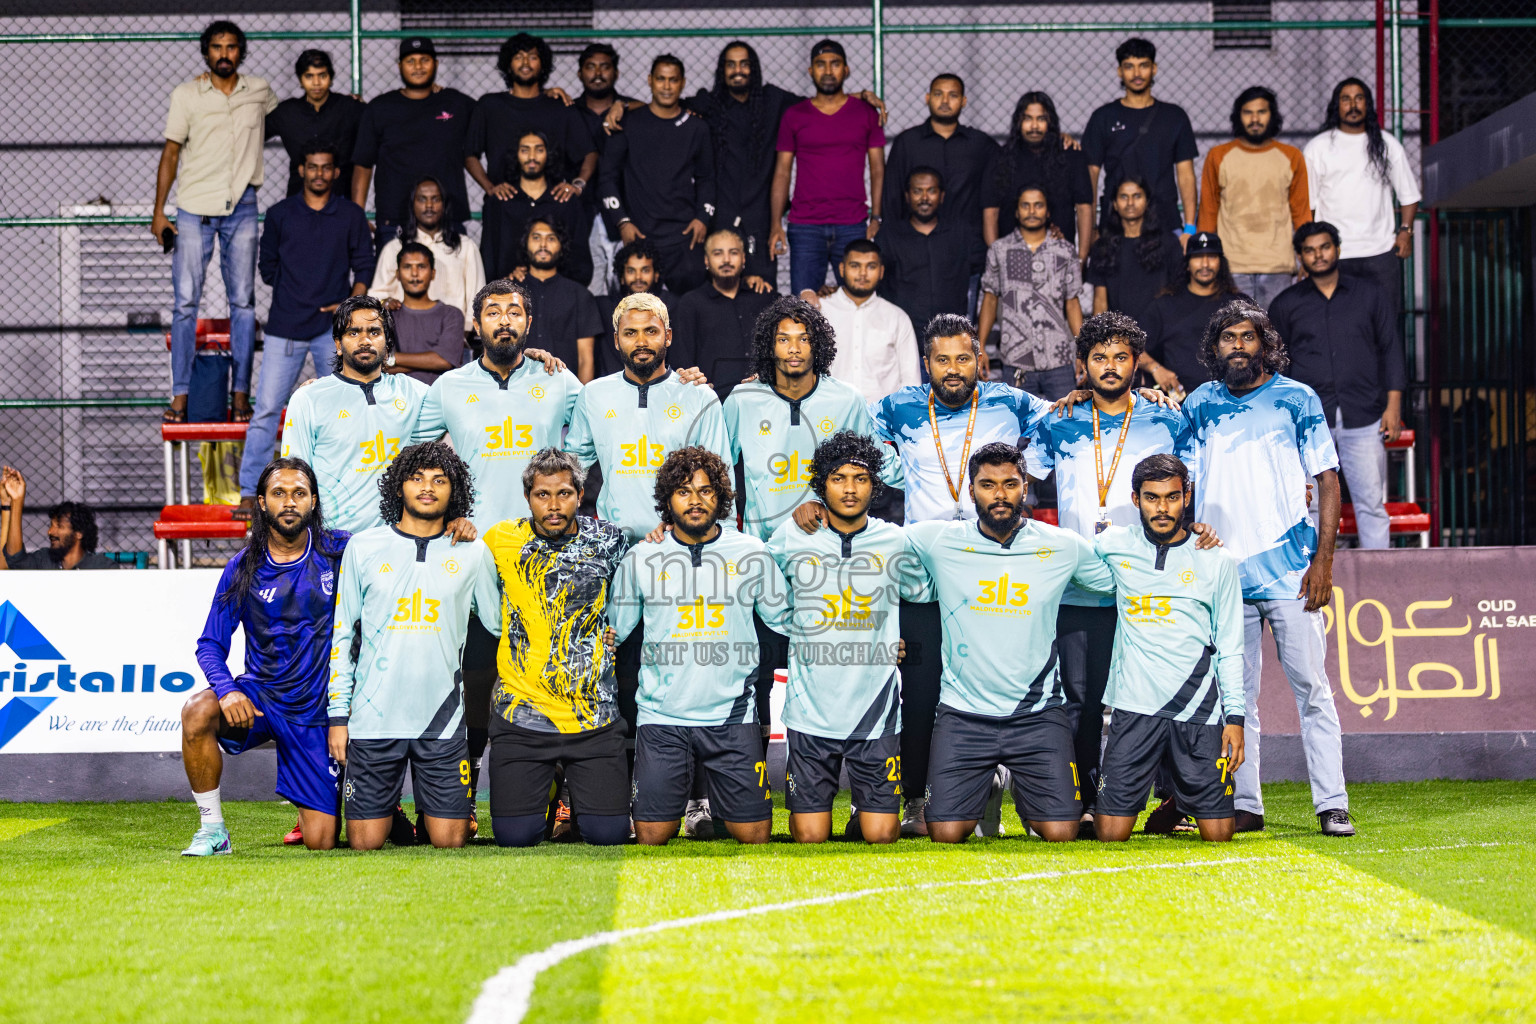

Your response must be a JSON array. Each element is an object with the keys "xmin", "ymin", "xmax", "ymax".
[{"xmin": 620, "ymin": 434, "xmax": 666, "ymax": 469}]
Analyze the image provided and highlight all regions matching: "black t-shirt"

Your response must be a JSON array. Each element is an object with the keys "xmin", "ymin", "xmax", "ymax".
[
  {"xmin": 875, "ymin": 217, "xmax": 985, "ymax": 337},
  {"xmin": 266, "ymin": 92, "xmax": 364, "ymax": 198},
  {"xmin": 1084, "ymin": 231, "xmax": 1185, "ymax": 326},
  {"xmin": 880, "ymin": 121, "xmax": 999, "ymax": 233},
  {"xmin": 465, "ymin": 92, "xmax": 595, "ymax": 188},
  {"xmin": 352, "ymin": 88, "xmax": 475, "ymax": 226},
  {"xmin": 521, "ymin": 272, "xmax": 603, "ymax": 369},
  {"xmin": 597, "ymin": 106, "xmax": 715, "ymax": 235},
  {"xmin": 1142, "ymin": 286, "xmax": 1250, "ymax": 394},
  {"xmin": 688, "ymin": 84, "xmax": 800, "ymax": 222},
  {"xmin": 670, "ymin": 281, "xmax": 778, "ymax": 398},
  {"xmin": 481, "ymin": 187, "xmax": 592, "ymax": 285},
  {"xmin": 1081, "ymin": 99, "xmax": 1198, "ymax": 229},
  {"xmin": 983, "ymin": 145, "xmax": 1093, "ymax": 244}
]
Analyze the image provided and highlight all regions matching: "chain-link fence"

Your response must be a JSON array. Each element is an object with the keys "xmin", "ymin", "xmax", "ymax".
[{"xmin": 0, "ymin": 1, "xmax": 1493, "ymax": 560}]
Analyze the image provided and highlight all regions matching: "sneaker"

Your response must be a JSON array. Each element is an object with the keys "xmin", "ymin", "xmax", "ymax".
[
  {"xmin": 1077, "ymin": 815, "xmax": 1097, "ymax": 840},
  {"xmin": 844, "ymin": 807, "xmax": 864, "ymax": 841},
  {"xmin": 181, "ymin": 824, "xmax": 232, "ymax": 857},
  {"xmin": 1319, "ymin": 808, "xmax": 1355, "ymax": 837},
  {"xmin": 900, "ymin": 797, "xmax": 929, "ymax": 838},
  {"xmin": 1143, "ymin": 797, "xmax": 1189, "ymax": 834},
  {"xmin": 390, "ymin": 804, "xmax": 418, "ymax": 846},
  {"xmin": 551, "ymin": 801, "xmax": 577, "ymax": 842},
  {"xmin": 683, "ymin": 797, "xmax": 714, "ymax": 839},
  {"xmin": 975, "ymin": 766, "xmax": 1010, "ymax": 837},
  {"xmin": 282, "ymin": 817, "xmax": 304, "ymax": 846},
  {"xmin": 1233, "ymin": 810, "xmax": 1266, "ymax": 833}
]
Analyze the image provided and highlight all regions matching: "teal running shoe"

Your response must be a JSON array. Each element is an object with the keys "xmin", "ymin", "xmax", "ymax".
[{"xmin": 180, "ymin": 824, "xmax": 232, "ymax": 857}]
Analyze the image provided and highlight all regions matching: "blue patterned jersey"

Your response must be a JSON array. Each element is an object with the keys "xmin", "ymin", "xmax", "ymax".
[
  {"xmin": 195, "ymin": 529, "xmax": 350, "ymax": 725},
  {"xmin": 1182, "ymin": 374, "xmax": 1339, "ymax": 600}
]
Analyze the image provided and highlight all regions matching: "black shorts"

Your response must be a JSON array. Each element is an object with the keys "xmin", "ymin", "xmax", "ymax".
[
  {"xmin": 344, "ymin": 737, "xmax": 474, "ymax": 821},
  {"xmin": 1096, "ymin": 710, "xmax": 1235, "ymax": 820},
  {"xmin": 462, "ymin": 615, "xmax": 499, "ymax": 732},
  {"xmin": 925, "ymin": 704, "xmax": 1081, "ymax": 824},
  {"xmin": 486, "ymin": 717, "xmax": 630, "ymax": 818},
  {"xmin": 632, "ymin": 723, "xmax": 771, "ymax": 824},
  {"xmin": 785, "ymin": 730, "xmax": 902, "ymax": 815}
]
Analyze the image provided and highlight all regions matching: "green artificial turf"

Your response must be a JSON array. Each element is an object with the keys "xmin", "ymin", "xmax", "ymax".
[{"xmin": 1, "ymin": 781, "xmax": 1532, "ymax": 1023}]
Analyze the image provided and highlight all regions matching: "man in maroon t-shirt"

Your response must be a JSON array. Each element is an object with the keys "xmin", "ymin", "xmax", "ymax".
[{"xmin": 769, "ymin": 39, "xmax": 886, "ymax": 296}]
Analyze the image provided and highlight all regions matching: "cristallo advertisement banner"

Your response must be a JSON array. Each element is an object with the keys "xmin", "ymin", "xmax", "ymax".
[{"xmin": 1258, "ymin": 546, "xmax": 1529, "ymax": 732}]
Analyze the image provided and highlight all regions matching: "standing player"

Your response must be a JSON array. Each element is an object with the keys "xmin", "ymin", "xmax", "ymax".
[
  {"xmin": 905, "ymin": 442, "xmax": 1116, "ymax": 844},
  {"xmin": 326, "ymin": 441, "xmax": 495, "ymax": 850},
  {"xmin": 474, "ymin": 449, "xmax": 631, "ymax": 847},
  {"xmin": 767, "ymin": 432, "xmax": 927, "ymax": 844},
  {"xmin": 1092, "ymin": 455, "xmax": 1245, "ymax": 843},
  {"xmin": 610, "ymin": 447, "xmax": 788, "ymax": 845},
  {"xmin": 183, "ymin": 457, "xmax": 347, "ymax": 855}
]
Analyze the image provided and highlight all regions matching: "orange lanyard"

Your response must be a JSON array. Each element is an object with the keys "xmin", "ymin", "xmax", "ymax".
[
  {"xmin": 1093, "ymin": 399, "xmax": 1134, "ymax": 513},
  {"xmin": 929, "ymin": 389, "xmax": 979, "ymax": 519}
]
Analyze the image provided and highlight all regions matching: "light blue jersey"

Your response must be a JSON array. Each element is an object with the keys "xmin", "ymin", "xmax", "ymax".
[
  {"xmin": 766, "ymin": 517, "xmax": 930, "ymax": 740},
  {"xmin": 609, "ymin": 527, "xmax": 789, "ymax": 727},
  {"xmin": 281, "ymin": 372, "xmax": 430, "ymax": 533},
  {"xmin": 906, "ymin": 517, "xmax": 1114, "ymax": 718},
  {"xmin": 327, "ymin": 526, "xmax": 495, "ymax": 740},
  {"xmin": 1182, "ymin": 374, "xmax": 1339, "ymax": 600},
  {"xmin": 414, "ymin": 357, "xmax": 583, "ymax": 530},
  {"xmin": 724, "ymin": 375, "xmax": 905, "ymax": 540},
  {"xmin": 565, "ymin": 369, "xmax": 733, "ymax": 543},
  {"xmin": 871, "ymin": 381, "xmax": 1049, "ymax": 523},
  {"xmin": 1094, "ymin": 526, "xmax": 1246, "ymax": 725},
  {"xmin": 1027, "ymin": 394, "xmax": 1193, "ymax": 606}
]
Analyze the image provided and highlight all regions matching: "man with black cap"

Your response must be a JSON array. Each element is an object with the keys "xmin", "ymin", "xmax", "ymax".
[
  {"xmin": 1140, "ymin": 231, "xmax": 1248, "ymax": 400},
  {"xmin": 352, "ymin": 37, "xmax": 474, "ymax": 253},
  {"xmin": 770, "ymin": 40, "xmax": 886, "ymax": 296}
]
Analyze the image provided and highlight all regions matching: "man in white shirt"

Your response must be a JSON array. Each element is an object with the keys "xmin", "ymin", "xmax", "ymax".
[
  {"xmin": 369, "ymin": 177, "xmax": 486, "ymax": 332},
  {"xmin": 1302, "ymin": 78, "xmax": 1420, "ymax": 341},
  {"xmin": 808, "ymin": 239, "xmax": 920, "ymax": 403}
]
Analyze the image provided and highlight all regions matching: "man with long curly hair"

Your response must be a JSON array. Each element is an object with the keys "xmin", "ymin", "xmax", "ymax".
[
  {"xmin": 327, "ymin": 441, "xmax": 496, "ymax": 850},
  {"xmin": 610, "ymin": 446, "xmax": 789, "ymax": 845},
  {"xmin": 1182, "ymin": 300, "xmax": 1353, "ymax": 838}
]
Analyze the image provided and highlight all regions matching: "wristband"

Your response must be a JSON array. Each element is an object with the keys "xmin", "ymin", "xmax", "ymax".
[
  {"xmin": 1182, "ymin": 223, "xmax": 1198, "ymax": 235},
  {"xmin": 570, "ymin": 178, "xmax": 586, "ymax": 191}
]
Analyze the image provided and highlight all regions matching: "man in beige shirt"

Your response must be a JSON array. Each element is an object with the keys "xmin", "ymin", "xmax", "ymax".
[
  {"xmin": 152, "ymin": 20, "xmax": 277, "ymax": 424},
  {"xmin": 368, "ymin": 177, "xmax": 485, "ymax": 333}
]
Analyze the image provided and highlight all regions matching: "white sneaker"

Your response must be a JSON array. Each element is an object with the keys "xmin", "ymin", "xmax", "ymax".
[
  {"xmin": 975, "ymin": 766, "xmax": 1010, "ymax": 837},
  {"xmin": 683, "ymin": 797, "xmax": 714, "ymax": 838},
  {"xmin": 900, "ymin": 797, "xmax": 929, "ymax": 837}
]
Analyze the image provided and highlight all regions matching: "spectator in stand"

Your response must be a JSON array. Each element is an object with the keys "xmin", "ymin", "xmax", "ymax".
[
  {"xmin": 817, "ymin": 240, "xmax": 920, "ymax": 403},
  {"xmin": 154, "ymin": 20, "xmax": 276, "ymax": 426},
  {"xmin": 1304, "ymin": 78, "xmax": 1422, "ymax": 341},
  {"xmin": 598, "ymin": 55, "xmax": 715, "ymax": 296},
  {"xmin": 236, "ymin": 142, "xmax": 373, "ymax": 520},
  {"xmin": 481, "ymin": 130, "xmax": 589, "ymax": 284},
  {"xmin": 266, "ymin": 49, "xmax": 363, "ymax": 199},
  {"xmin": 770, "ymin": 40, "xmax": 886, "ymax": 295},
  {"xmin": 1, "ymin": 469, "xmax": 117, "ymax": 570},
  {"xmin": 386, "ymin": 242, "xmax": 468, "ymax": 386},
  {"xmin": 1083, "ymin": 38, "xmax": 1199, "ymax": 241},
  {"xmin": 598, "ymin": 239, "xmax": 676, "ymax": 378},
  {"xmin": 977, "ymin": 186, "xmax": 1083, "ymax": 399},
  {"xmin": 1140, "ymin": 232, "xmax": 1248, "ymax": 399},
  {"xmin": 984, "ymin": 91, "xmax": 1092, "ymax": 260},
  {"xmin": 465, "ymin": 33, "xmax": 595, "ymax": 278},
  {"xmin": 369, "ymin": 177, "xmax": 485, "ymax": 334},
  {"xmin": 1198, "ymin": 87, "xmax": 1310, "ymax": 308},
  {"xmin": 1086, "ymin": 176, "xmax": 1183, "ymax": 324},
  {"xmin": 574, "ymin": 43, "xmax": 639, "ymax": 292},
  {"xmin": 880, "ymin": 74, "xmax": 999, "ymax": 245},
  {"xmin": 876, "ymin": 167, "xmax": 984, "ymax": 343},
  {"xmin": 521, "ymin": 217, "xmax": 603, "ymax": 382},
  {"xmin": 1270, "ymin": 222, "xmax": 1404, "ymax": 550},
  {"xmin": 351, "ymin": 38, "xmax": 474, "ymax": 252},
  {"xmin": 671, "ymin": 228, "xmax": 777, "ymax": 399}
]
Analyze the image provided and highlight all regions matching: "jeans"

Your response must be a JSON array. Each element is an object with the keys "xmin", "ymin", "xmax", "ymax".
[
  {"xmin": 787, "ymin": 221, "xmax": 867, "ymax": 296},
  {"xmin": 1234, "ymin": 598, "xmax": 1349, "ymax": 816},
  {"xmin": 1010, "ymin": 363, "xmax": 1077, "ymax": 401},
  {"xmin": 587, "ymin": 216, "xmax": 622, "ymax": 296},
  {"xmin": 1319, "ymin": 411, "xmax": 1390, "ymax": 550},
  {"xmin": 1339, "ymin": 251, "xmax": 1404, "ymax": 344},
  {"xmin": 170, "ymin": 185, "xmax": 257, "ymax": 397},
  {"xmin": 236, "ymin": 330, "xmax": 335, "ymax": 496},
  {"xmin": 1233, "ymin": 272, "xmax": 1294, "ymax": 309}
]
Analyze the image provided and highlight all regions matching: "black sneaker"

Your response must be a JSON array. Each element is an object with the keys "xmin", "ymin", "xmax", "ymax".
[
  {"xmin": 1319, "ymin": 808, "xmax": 1355, "ymax": 837},
  {"xmin": 1077, "ymin": 816, "xmax": 1097, "ymax": 840},
  {"xmin": 1143, "ymin": 798, "xmax": 1188, "ymax": 834},
  {"xmin": 390, "ymin": 804, "xmax": 418, "ymax": 845},
  {"xmin": 1233, "ymin": 810, "xmax": 1265, "ymax": 833}
]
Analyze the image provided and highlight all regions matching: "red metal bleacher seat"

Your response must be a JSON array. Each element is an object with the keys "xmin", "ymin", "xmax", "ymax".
[
  {"xmin": 156, "ymin": 420, "xmax": 251, "ymax": 567},
  {"xmin": 163, "ymin": 317, "xmax": 232, "ymax": 353},
  {"xmin": 152, "ymin": 503, "xmax": 250, "ymax": 541}
]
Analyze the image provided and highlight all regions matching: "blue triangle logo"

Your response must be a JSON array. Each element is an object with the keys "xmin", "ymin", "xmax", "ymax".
[
  {"xmin": 0, "ymin": 696, "xmax": 54, "ymax": 749},
  {"xmin": 0, "ymin": 601, "xmax": 64, "ymax": 659}
]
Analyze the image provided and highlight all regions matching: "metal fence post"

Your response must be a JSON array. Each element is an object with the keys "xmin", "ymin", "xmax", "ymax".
[
  {"xmin": 871, "ymin": 0, "xmax": 884, "ymax": 97},
  {"xmin": 350, "ymin": 0, "xmax": 363, "ymax": 96}
]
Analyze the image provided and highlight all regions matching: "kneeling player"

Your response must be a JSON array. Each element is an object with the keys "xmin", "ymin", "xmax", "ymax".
[
  {"xmin": 1093, "ymin": 455, "xmax": 1245, "ymax": 843},
  {"xmin": 183, "ymin": 458, "xmax": 348, "ymax": 855},
  {"xmin": 327, "ymin": 442, "xmax": 494, "ymax": 849},
  {"xmin": 474, "ymin": 449, "xmax": 632, "ymax": 847},
  {"xmin": 767, "ymin": 433, "xmax": 926, "ymax": 844},
  {"xmin": 610, "ymin": 447, "xmax": 788, "ymax": 845}
]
